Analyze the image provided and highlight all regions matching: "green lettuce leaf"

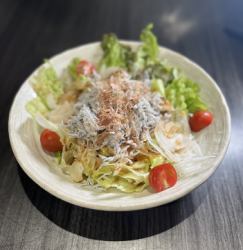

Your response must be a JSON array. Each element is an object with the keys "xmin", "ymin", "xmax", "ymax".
[
  {"xmin": 68, "ymin": 57, "xmax": 80, "ymax": 80},
  {"xmin": 31, "ymin": 64, "xmax": 63, "ymax": 110},
  {"xmin": 25, "ymin": 97, "xmax": 49, "ymax": 116},
  {"xmin": 165, "ymin": 76, "xmax": 207, "ymax": 113},
  {"xmin": 92, "ymin": 161, "xmax": 150, "ymax": 193},
  {"xmin": 99, "ymin": 23, "xmax": 161, "ymax": 76},
  {"xmin": 100, "ymin": 33, "xmax": 132, "ymax": 69},
  {"xmin": 140, "ymin": 23, "xmax": 159, "ymax": 64},
  {"xmin": 130, "ymin": 23, "xmax": 159, "ymax": 73}
]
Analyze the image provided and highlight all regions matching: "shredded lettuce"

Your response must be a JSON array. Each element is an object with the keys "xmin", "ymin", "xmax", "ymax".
[
  {"xmin": 150, "ymin": 155, "xmax": 165, "ymax": 168},
  {"xmin": 165, "ymin": 76, "xmax": 207, "ymax": 113},
  {"xmin": 92, "ymin": 161, "xmax": 150, "ymax": 192}
]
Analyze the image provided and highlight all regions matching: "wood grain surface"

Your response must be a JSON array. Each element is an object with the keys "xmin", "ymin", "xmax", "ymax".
[{"xmin": 0, "ymin": 0, "xmax": 243, "ymax": 249}]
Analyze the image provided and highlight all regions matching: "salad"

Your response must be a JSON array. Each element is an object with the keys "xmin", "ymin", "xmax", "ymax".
[{"xmin": 26, "ymin": 24, "xmax": 213, "ymax": 193}]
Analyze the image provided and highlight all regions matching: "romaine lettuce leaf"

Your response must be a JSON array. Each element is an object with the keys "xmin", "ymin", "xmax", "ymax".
[
  {"xmin": 130, "ymin": 23, "xmax": 159, "ymax": 73},
  {"xmin": 31, "ymin": 64, "xmax": 63, "ymax": 110},
  {"xmin": 100, "ymin": 33, "xmax": 132, "ymax": 69},
  {"xmin": 25, "ymin": 97, "xmax": 49, "ymax": 116},
  {"xmin": 165, "ymin": 76, "xmax": 207, "ymax": 113},
  {"xmin": 140, "ymin": 23, "xmax": 159, "ymax": 64}
]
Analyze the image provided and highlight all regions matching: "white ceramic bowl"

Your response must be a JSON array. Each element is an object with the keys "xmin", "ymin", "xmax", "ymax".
[{"xmin": 8, "ymin": 42, "xmax": 231, "ymax": 211}]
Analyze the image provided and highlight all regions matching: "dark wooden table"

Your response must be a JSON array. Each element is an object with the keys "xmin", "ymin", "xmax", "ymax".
[{"xmin": 1, "ymin": 0, "xmax": 243, "ymax": 249}]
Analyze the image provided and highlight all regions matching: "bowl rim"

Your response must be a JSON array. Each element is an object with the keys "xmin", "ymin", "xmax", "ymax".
[{"xmin": 8, "ymin": 41, "xmax": 231, "ymax": 211}]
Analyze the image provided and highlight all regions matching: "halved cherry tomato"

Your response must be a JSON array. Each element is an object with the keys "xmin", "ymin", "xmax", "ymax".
[
  {"xmin": 149, "ymin": 163, "xmax": 177, "ymax": 192},
  {"xmin": 40, "ymin": 129, "xmax": 63, "ymax": 153},
  {"xmin": 76, "ymin": 60, "xmax": 95, "ymax": 76},
  {"xmin": 189, "ymin": 111, "xmax": 213, "ymax": 132}
]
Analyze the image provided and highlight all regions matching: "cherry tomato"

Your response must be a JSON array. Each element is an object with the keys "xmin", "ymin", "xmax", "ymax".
[
  {"xmin": 189, "ymin": 111, "xmax": 213, "ymax": 132},
  {"xmin": 40, "ymin": 129, "xmax": 63, "ymax": 153},
  {"xmin": 76, "ymin": 60, "xmax": 95, "ymax": 76},
  {"xmin": 149, "ymin": 163, "xmax": 177, "ymax": 192}
]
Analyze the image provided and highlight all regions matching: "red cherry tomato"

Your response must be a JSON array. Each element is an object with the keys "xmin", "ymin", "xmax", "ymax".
[
  {"xmin": 40, "ymin": 129, "xmax": 63, "ymax": 153},
  {"xmin": 76, "ymin": 60, "xmax": 95, "ymax": 76},
  {"xmin": 189, "ymin": 111, "xmax": 213, "ymax": 132},
  {"xmin": 149, "ymin": 163, "xmax": 177, "ymax": 192}
]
